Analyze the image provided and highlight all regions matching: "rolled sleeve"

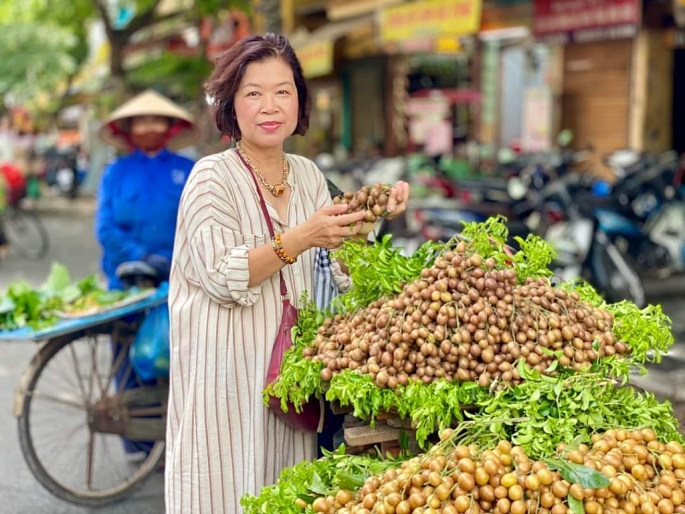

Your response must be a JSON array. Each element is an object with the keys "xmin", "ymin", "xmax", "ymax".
[
  {"xmin": 178, "ymin": 156, "xmax": 268, "ymax": 308},
  {"xmin": 189, "ymin": 225, "xmax": 262, "ymax": 307}
]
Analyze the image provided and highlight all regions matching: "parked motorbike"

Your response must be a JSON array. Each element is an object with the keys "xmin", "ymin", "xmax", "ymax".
[
  {"xmin": 507, "ymin": 171, "xmax": 646, "ymax": 306},
  {"xmin": 43, "ymin": 145, "xmax": 84, "ymax": 199},
  {"xmin": 587, "ymin": 150, "xmax": 683, "ymax": 279}
]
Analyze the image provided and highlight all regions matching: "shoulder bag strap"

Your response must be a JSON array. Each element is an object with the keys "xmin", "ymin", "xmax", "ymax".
[{"xmin": 235, "ymin": 148, "xmax": 289, "ymax": 300}]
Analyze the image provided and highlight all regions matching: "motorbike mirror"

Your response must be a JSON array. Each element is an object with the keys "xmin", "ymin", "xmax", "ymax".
[
  {"xmin": 497, "ymin": 148, "xmax": 516, "ymax": 164},
  {"xmin": 557, "ymin": 130, "xmax": 574, "ymax": 148},
  {"xmin": 507, "ymin": 177, "xmax": 527, "ymax": 200}
]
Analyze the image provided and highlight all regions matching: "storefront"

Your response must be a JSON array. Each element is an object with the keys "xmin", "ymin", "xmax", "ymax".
[
  {"xmin": 378, "ymin": 0, "xmax": 483, "ymax": 156},
  {"xmin": 290, "ymin": 39, "xmax": 342, "ymax": 158},
  {"xmin": 671, "ymin": 0, "xmax": 685, "ymax": 155},
  {"xmin": 290, "ymin": 15, "xmax": 380, "ymax": 158},
  {"xmin": 532, "ymin": 0, "xmax": 642, "ymax": 175},
  {"xmin": 478, "ymin": 0, "xmax": 541, "ymax": 153}
]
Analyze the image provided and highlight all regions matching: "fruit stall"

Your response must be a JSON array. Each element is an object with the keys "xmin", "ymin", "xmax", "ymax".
[{"xmin": 245, "ymin": 211, "xmax": 683, "ymax": 514}]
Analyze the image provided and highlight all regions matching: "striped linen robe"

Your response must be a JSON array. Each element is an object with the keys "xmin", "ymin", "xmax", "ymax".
[{"xmin": 165, "ymin": 149, "xmax": 350, "ymax": 513}]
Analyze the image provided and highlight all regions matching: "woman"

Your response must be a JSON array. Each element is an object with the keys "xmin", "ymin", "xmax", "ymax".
[
  {"xmin": 165, "ymin": 34, "xmax": 409, "ymax": 513},
  {"xmin": 96, "ymin": 90, "xmax": 198, "ymax": 456},
  {"xmin": 96, "ymin": 89, "xmax": 198, "ymax": 289}
]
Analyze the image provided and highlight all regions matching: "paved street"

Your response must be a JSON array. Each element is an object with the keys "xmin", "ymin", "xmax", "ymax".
[
  {"xmin": 0, "ymin": 198, "xmax": 164, "ymax": 514},
  {"xmin": 0, "ymin": 198, "xmax": 684, "ymax": 513}
]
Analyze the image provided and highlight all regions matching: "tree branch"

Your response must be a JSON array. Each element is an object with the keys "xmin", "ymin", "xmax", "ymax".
[
  {"xmin": 129, "ymin": 8, "xmax": 192, "ymax": 36},
  {"xmin": 123, "ymin": 0, "xmax": 164, "ymax": 36},
  {"xmin": 92, "ymin": 0, "xmax": 112, "ymax": 35}
]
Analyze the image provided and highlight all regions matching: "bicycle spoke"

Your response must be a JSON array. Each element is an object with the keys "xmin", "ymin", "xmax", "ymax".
[
  {"xmin": 27, "ymin": 391, "xmax": 84, "ymax": 410},
  {"xmin": 86, "ymin": 431, "xmax": 95, "ymax": 490},
  {"xmin": 68, "ymin": 342, "xmax": 90, "ymax": 404}
]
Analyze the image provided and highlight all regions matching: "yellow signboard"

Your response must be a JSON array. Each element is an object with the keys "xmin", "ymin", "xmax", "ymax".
[
  {"xmin": 380, "ymin": 0, "xmax": 482, "ymax": 43},
  {"xmin": 297, "ymin": 40, "xmax": 334, "ymax": 78}
]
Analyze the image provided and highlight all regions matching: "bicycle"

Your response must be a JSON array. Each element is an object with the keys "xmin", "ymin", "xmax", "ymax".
[
  {"xmin": 6, "ymin": 264, "xmax": 169, "ymax": 507},
  {"xmin": 2, "ymin": 203, "xmax": 50, "ymax": 260}
]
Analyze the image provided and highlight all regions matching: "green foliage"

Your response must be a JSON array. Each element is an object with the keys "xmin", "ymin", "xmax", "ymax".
[
  {"xmin": 127, "ymin": 52, "xmax": 213, "ymax": 99},
  {"xmin": 458, "ymin": 215, "xmax": 556, "ymax": 281},
  {"xmin": 241, "ymin": 446, "xmax": 408, "ymax": 513},
  {"xmin": 267, "ymin": 218, "xmax": 677, "ymax": 447},
  {"xmin": 465, "ymin": 368, "xmax": 683, "ymax": 460},
  {"xmin": 331, "ymin": 235, "xmax": 441, "ymax": 313},
  {"xmin": 0, "ymin": 262, "xmax": 140, "ymax": 331},
  {"xmin": 0, "ymin": 22, "xmax": 77, "ymax": 102},
  {"xmin": 259, "ymin": 216, "xmax": 680, "ymax": 513}
]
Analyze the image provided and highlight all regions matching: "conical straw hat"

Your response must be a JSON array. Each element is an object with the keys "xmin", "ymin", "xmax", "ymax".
[{"xmin": 98, "ymin": 89, "xmax": 199, "ymax": 151}]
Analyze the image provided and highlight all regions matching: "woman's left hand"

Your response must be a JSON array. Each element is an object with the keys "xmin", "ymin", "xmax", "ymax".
[{"xmin": 385, "ymin": 181, "xmax": 410, "ymax": 220}]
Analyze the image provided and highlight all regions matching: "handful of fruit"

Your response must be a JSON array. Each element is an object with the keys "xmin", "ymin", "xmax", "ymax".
[{"xmin": 332, "ymin": 183, "xmax": 393, "ymax": 226}]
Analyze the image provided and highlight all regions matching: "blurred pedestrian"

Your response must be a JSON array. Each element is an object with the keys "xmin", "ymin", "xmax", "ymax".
[
  {"xmin": 165, "ymin": 33, "xmax": 409, "ymax": 513},
  {"xmin": 96, "ymin": 89, "xmax": 198, "ymax": 457},
  {"xmin": 96, "ymin": 89, "xmax": 198, "ymax": 290}
]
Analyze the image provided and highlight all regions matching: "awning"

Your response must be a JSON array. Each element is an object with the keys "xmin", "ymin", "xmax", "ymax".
[
  {"xmin": 291, "ymin": 14, "xmax": 375, "ymax": 78},
  {"xmin": 290, "ymin": 14, "xmax": 375, "ymax": 49},
  {"xmin": 326, "ymin": 0, "xmax": 403, "ymax": 22}
]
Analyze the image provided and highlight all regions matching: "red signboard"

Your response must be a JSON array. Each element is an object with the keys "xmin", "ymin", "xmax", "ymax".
[{"xmin": 533, "ymin": 0, "xmax": 641, "ymax": 43}]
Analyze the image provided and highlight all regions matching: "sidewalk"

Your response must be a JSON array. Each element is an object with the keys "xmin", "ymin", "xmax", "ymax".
[{"xmin": 30, "ymin": 192, "xmax": 97, "ymax": 218}]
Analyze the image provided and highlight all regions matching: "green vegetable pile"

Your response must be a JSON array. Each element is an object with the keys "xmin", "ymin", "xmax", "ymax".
[
  {"xmin": 0, "ymin": 263, "xmax": 135, "ymax": 331},
  {"xmin": 248, "ymin": 216, "xmax": 682, "ymax": 513}
]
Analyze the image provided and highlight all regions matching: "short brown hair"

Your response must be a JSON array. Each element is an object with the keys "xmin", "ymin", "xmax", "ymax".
[{"xmin": 205, "ymin": 34, "xmax": 310, "ymax": 140}]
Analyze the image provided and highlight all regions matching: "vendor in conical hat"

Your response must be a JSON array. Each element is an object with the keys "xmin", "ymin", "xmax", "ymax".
[
  {"xmin": 99, "ymin": 89, "xmax": 199, "ymax": 154},
  {"xmin": 95, "ymin": 89, "xmax": 199, "ymax": 458},
  {"xmin": 95, "ymin": 89, "xmax": 198, "ymax": 291}
]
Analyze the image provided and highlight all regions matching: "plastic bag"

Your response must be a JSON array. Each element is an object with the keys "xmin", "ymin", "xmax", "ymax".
[{"xmin": 130, "ymin": 303, "xmax": 170, "ymax": 382}]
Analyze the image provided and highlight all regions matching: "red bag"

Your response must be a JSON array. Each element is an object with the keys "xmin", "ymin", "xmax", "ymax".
[{"xmin": 238, "ymin": 150, "xmax": 323, "ymax": 433}]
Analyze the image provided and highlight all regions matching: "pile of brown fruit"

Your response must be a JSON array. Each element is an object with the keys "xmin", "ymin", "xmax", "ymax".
[
  {"xmin": 303, "ymin": 240, "xmax": 630, "ymax": 389},
  {"xmin": 308, "ymin": 429, "xmax": 685, "ymax": 514},
  {"xmin": 332, "ymin": 183, "xmax": 392, "ymax": 224}
]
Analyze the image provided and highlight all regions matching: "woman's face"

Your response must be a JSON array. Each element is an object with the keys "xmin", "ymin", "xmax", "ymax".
[
  {"xmin": 234, "ymin": 58, "xmax": 299, "ymax": 150},
  {"xmin": 129, "ymin": 115, "xmax": 170, "ymax": 153}
]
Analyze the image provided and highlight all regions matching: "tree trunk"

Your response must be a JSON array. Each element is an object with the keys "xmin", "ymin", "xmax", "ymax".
[
  {"xmin": 106, "ymin": 31, "xmax": 131, "ymax": 101},
  {"xmin": 255, "ymin": 0, "xmax": 281, "ymax": 34}
]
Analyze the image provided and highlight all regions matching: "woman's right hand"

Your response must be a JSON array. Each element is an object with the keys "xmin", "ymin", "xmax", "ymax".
[{"xmin": 289, "ymin": 204, "xmax": 367, "ymax": 251}]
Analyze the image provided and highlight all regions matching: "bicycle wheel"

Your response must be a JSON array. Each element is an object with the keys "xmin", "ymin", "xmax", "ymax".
[
  {"xmin": 16, "ymin": 323, "xmax": 166, "ymax": 507},
  {"xmin": 4, "ymin": 207, "xmax": 49, "ymax": 260}
]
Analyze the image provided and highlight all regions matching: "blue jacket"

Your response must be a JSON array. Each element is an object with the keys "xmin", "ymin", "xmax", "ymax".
[{"xmin": 95, "ymin": 149, "xmax": 195, "ymax": 289}]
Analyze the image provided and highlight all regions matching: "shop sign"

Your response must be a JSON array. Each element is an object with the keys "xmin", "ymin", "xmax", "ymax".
[
  {"xmin": 296, "ymin": 40, "xmax": 334, "ymax": 78},
  {"xmin": 521, "ymin": 87, "xmax": 553, "ymax": 153},
  {"xmin": 481, "ymin": 0, "xmax": 532, "ymax": 32},
  {"xmin": 533, "ymin": 0, "xmax": 641, "ymax": 44},
  {"xmin": 379, "ymin": 0, "xmax": 482, "ymax": 43},
  {"xmin": 406, "ymin": 97, "xmax": 450, "ymax": 145}
]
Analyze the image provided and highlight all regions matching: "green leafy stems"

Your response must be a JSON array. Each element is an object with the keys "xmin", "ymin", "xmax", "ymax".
[
  {"xmin": 265, "ymin": 216, "xmax": 678, "ymax": 451},
  {"xmin": 0, "ymin": 262, "xmax": 132, "ymax": 331}
]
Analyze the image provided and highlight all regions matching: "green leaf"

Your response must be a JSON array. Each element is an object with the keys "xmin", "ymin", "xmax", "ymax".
[
  {"xmin": 41, "ymin": 262, "xmax": 71, "ymax": 293},
  {"xmin": 336, "ymin": 471, "xmax": 365, "ymax": 491},
  {"xmin": 308, "ymin": 471, "xmax": 327, "ymax": 495},
  {"xmin": 546, "ymin": 459, "xmax": 610, "ymax": 488},
  {"xmin": 0, "ymin": 296, "xmax": 15, "ymax": 314},
  {"xmin": 59, "ymin": 284, "xmax": 83, "ymax": 304},
  {"xmin": 568, "ymin": 495, "xmax": 585, "ymax": 514},
  {"xmin": 564, "ymin": 436, "xmax": 585, "ymax": 453},
  {"xmin": 399, "ymin": 431, "xmax": 410, "ymax": 452}
]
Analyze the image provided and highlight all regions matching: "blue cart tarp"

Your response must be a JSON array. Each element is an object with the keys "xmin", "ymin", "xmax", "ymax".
[{"xmin": 0, "ymin": 287, "xmax": 168, "ymax": 342}]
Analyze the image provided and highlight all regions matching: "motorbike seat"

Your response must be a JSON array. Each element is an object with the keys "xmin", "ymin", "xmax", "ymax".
[{"xmin": 116, "ymin": 261, "xmax": 162, "ymax": 289}]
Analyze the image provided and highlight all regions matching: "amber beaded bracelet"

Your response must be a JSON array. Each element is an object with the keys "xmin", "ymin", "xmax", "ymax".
[{"xmin": 272, "ymin": 233, "xmax": 297, "ymax": 265}]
